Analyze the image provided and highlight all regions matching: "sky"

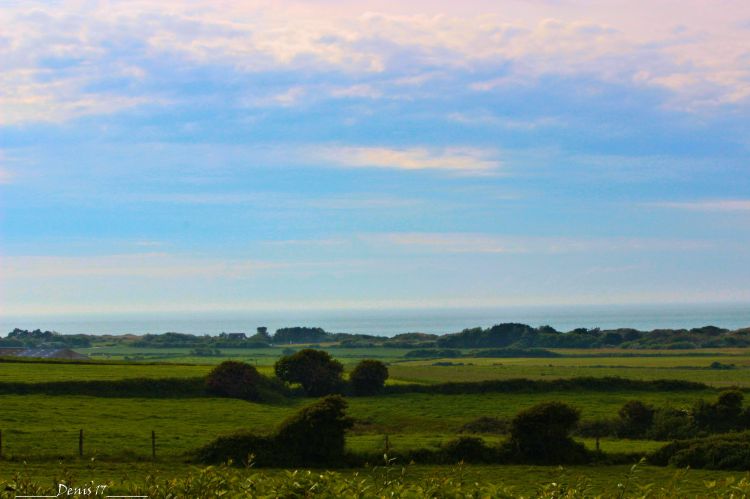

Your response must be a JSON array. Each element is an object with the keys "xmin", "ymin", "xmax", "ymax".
[{"xmin": 1, "ymin": 0, "xmax": 749, "ymax": 317}]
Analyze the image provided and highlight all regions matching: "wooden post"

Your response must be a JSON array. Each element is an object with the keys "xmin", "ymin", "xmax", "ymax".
[
  {"xmin": 151, "ymin": 430, "xmax": 156, "ymax": 459},
  {"xmin": 384, "ymin": 434, "xmax": 390, "ymax": 454},
  {"xmin": 79, "ymin": 429, "xmax": 83, "ymax": 457},
  {"xmin": 0, "ymin": 429, "xmax": 3, "ymax": 458}
]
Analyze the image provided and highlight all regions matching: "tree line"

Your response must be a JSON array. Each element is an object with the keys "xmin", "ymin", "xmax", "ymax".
[{"xmin": 6, "ymin": 323, "xmax": 750, "ymax": 350}]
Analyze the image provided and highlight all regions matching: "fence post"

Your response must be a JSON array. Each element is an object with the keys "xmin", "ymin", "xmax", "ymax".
[
  {"xmin": 384, "ymin": 434, "xmax": 390, "ymax": 454},
  {"xmin": 151, "ymin": 430, "xmax": 156, "ymax": 459},
  {"xmin": 79, "ymin": 429, "xmax": 83, "ymax": 457},
  {"xmin": 0, "ymin": 429, "xmax": 3, "ymax": 458}
]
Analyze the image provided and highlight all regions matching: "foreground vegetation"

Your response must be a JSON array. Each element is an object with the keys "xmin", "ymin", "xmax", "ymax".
[{"xmin": 2, "ymin": 462, "xmax": 750, "ymax": 498}]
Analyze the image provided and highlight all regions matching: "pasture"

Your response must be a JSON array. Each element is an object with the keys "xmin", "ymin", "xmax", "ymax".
[
  {"xmin": 5, "ymin": 345, "xmax": 750, "ymax": 387},
  {"xmin": 0, "ymin": 389, "xmax": 715, "ymax": 459},
  {"xmin": 1, "ymin": 347, "xmax": 749, "ymax": 495}
]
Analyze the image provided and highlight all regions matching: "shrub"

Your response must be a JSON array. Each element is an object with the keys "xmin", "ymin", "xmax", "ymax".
[
  {"xmin": 709, "ymin": 361, "xmax": 736, "ymax": 369},
  {"xmin": 382, "ymin": 377, "xmax": 709, "ymax": 396},
  {"xmin": 648, "ymin": 407, "xmax": 695, "ymax": 440},
  {"xmin": 275, "ymin": 395, "xmax": 353, "ymax": 466},
  {"xmin": 440, "ymin": 436, "xmax": 498, "ymax": 463},
  {"xmin": 693, "ymin": 389, "xmax": 745, "ymax": 433},
  {"xmin": 349, "ymin": 360, "xmax": 389, "ymax": 395},
  {"xmin": 193, "ymin": 432, "xmax": 276, "ymax": 466},
  {"xmin": 196, "ymin": 395, "xmax": 353, "ymax": 467},
  {"xmin": 508, "ymin": 401, "xmax": 589, "ymax": 464},
  {"xmin": 648, "ymin": 432, "xmax": 750, "ymax": 470},
  {"xmin": 403, "ymin": 349, "xmax": 461, "ymax": 358},
  {"xmin": 206, "ymin": 361, "xmax": 265, "ymax": 401},
  {"xmin": 274, "ymin": 349, "xmax": 344, "ymax": 396},
  {"xmin": 617, "ymin": 400, "xmax": 655, "ymax": 438}
]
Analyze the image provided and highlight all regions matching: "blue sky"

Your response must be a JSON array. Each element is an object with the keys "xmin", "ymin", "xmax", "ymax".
[{"xmin": 1, "ymin": 0, "xmax": 749, "ymax": 316}]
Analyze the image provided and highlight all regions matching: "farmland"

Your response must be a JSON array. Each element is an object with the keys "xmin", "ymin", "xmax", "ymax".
[{"xmin": 1, "ymin": 343, "xmax": 750, "ymax": 495}]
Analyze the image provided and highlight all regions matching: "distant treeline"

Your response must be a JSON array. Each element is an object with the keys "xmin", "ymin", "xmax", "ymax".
[
  {"xmin": 0, "ymin": 328, "xmax": 92, "ymax": 348},
  {"xmin": 4, "ymin": 323, "xmax": 750, "ymax": 350}
]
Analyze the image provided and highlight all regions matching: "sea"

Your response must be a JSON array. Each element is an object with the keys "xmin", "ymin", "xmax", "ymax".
[{"xmin": 1, "ymin": 303, "xmax": 749, "ymax": 337}]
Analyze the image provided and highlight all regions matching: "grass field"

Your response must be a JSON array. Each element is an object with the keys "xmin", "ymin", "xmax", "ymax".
[
  {"xmin": 388, "ymin": 362, "xmax": 750, "ymax": 387},
  {"xmin": 0, "ymin": 389, "xmax": 712, "ymax": 459},
  {"xmin": 1, "ymin": 347, "xmax": 749, "ymax": 493},
  {"xmin": 10, "ymin": 345, "xmax": 750, "ymax": 387}
]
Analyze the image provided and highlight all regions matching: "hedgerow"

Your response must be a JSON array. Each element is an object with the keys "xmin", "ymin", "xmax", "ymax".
[{"xmin": 648, "ymin": 431, "xmax": 750, "ymax": 470}]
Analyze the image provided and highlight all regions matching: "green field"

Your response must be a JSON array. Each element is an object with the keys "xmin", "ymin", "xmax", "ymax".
[
  {"xmin": 0, "ymin": 389, "xmax": 710, "ymax": 459},
  {"xmin": 7, "ymin": 345, "xmax": 750, "ymax": 387},
  {"xmin": 1, "ymin": 347, "xmax": 749, "ymax": 494}
]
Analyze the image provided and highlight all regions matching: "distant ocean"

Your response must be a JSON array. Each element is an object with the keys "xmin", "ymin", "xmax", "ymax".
[{"xmin": 1, "ymin": 303, "xmax": 749, "ymax": 337}]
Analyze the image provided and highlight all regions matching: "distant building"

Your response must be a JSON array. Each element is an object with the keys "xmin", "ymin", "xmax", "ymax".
[{"xmin": 0, "ymin": 348, "xmax": 89, "ymax": 360}]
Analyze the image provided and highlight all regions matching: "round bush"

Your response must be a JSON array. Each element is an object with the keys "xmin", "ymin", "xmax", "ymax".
[
  {"xmin": 206, "ymin": 361, "xmax": 264, "ymax": 401},
  {"xmin": 509, "ymin": 401, "xmax": 588, "ymax": 464},
  {"xmin": 349, "ymin": 359, "xmax": 389, "ymax": 395},
  {"xmin": 274, "ymin": 349, "xmax": 344, "ymax": 396}
]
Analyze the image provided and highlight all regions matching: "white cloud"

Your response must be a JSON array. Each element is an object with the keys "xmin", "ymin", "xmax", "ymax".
[
  {"xmin": 447, "ymin": 112, "xmax": 562, "ymax": 130},
  {"xmin": 0, "ymin": 69, "xmax": 158, "ymax": 126},
  {"xmin": 131, "ymin": 191, "xmax": 420, "ymax": 209},
  {"xmin": 0, "ymin": 168, "xmax": 13, "ymax": 185},
  {"xmin": 0, "ymin": 253, "xmax": 285, "ymax": 279},
  {"xmin": 363, "ymin": 232, "xmax": 714, "ymax": 254},
  {"xmin": 648, "ymin": 199, "xmax": 750, "ymax": 212},
  {"xmin": 329, "ymin": 84, "xmax": 383, "ymax": 99},
  {"xmin": 315, "ymin": 146, "xmax": 500, "ymax": 174},
  {"xmin": 1, "ymin": 1, "xmax": 749, "ymax": 124}
]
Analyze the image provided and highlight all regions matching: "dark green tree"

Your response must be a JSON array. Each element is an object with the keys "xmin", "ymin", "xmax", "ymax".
[
  {"xmin": 509, "ymin": 401, "xmax": 587, "ymax": 463},
  {"xmin": 274, "ymin": 349, "xmax": 344, "ymax": 396},
  {"xmin": 349, "ymin": 359, "xmax": 389, "ymax": 395},
  {"xmin": 617, "ymin": 400, "xmax": 655, "ymax": 438},
  {"xmin": 693, "ymin": 390, "xmax": 744, "ymax": 433},
  {"xmin": 206, "ymin": 361, "xmax": 264, "ymax": 401}
]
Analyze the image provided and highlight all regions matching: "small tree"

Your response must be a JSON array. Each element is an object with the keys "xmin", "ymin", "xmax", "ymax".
[
  {"xmin": 617, "ymin": 400, "xmax": 655, "ymax": 438},
  {"xmin": 693, "ymin": 390, "xmax": 744, "ymax": 433},
  {"xmin": 578, "ymin": 418, "xmax": 616, "ymax": 453},
  {"xmin": 509, "ymin": 401, "xmax": 587, "ymax": 463},
  {"xmin": 274, "ymin": 395, "xmax": 353, "ymax": 465},
  {"xmin": 206, "ymin": 361, "xmax": 264, "ymax": 401},
  {"xmin": 349, "ymin": 359, "xmax": 389, "ymax": 395},
  {"xmin": 274, "ymin": 349, "xmax": 344, "ymax": 396}
]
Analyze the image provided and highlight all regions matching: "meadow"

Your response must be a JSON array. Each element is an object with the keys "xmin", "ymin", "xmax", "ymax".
[
  {"xmin": 6, "ymin": 345, "xmax": 750, "ymax": 386},
  {"xmin": 1, "ymin": 345, "xmax": 749, "ymax": 496}
]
